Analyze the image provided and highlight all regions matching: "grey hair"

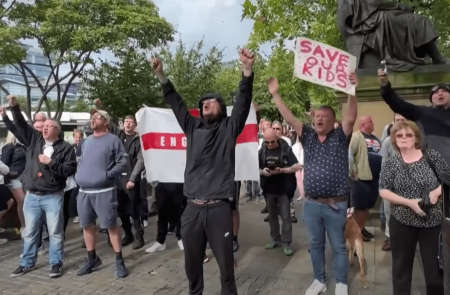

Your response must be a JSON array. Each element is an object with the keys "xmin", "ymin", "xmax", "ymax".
[{"xmin": 46, "ymin": 118, "xmax": 61, "ymax": 130}]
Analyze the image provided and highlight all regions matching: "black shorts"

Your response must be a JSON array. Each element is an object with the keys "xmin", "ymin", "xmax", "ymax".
[
  {"xmin": 0, "ymin": 184, "xmax": 12, "ymax": 212},
  {"xmin": 351, "ymin": 179, "xmax": 379, "ymax": 210},
  {"xmin": 230, "ymin": 181, "xmax": 240, "ymax": 211}
]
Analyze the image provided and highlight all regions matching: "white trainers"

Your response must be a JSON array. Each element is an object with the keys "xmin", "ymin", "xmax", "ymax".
[
  {"xmin": 335, "ymin": 283, "xmax": 348, "ymax": 295},
  {"xmin": 73, "ymin": 217, "xmax": 80, "ymax": 223},
  {"xmin": 145, "ymin": 242, "xmax": 166, "ymax": 253},
  {"xmin": 305, "ymin": 280, "xmax": 327, "ymax": 295},
  {"xmin": 0, "ymin": 238, "xmax": 7, "ymax": 245},
  {"xmin": 177, "ymin": 240, "xmax": 184, "ymax": 250},
  {"xmin": 0, "ymin": 227, "xmax": 5, "ymax": 233}
]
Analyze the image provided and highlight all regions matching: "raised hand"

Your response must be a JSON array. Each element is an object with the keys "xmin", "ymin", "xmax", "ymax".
[
  {"xmin": 267, "ymin": 77, "xmax": 279, "ymax": 95},
  {"xmin": 378, "ymin": 68, "xmax": 388, "ymax": 86},
  {"xmin": 348, "ymin": 71, "xmax": 358, "ymax": 89},
  {"xmin": 150, "ymin": 58, "xmax": 164, "ymax": 75},
  {"xmin": 93, "ymin": 98, "xmax": 101, "ymax": 108},
  {"xmin": 239, "ymin": 48, "xmax": 254, "ymax": 69},
  {"xmin": 0, "ymin": 107, "xmax": 5, "ymax": 117},
  {"xmin": 7, "ymin": 95, "xmax": 18, "ymax": 106}
]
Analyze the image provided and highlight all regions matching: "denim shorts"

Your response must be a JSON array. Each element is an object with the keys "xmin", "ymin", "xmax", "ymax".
[{"xmin": 8, "ymin": 178, "xmax": 23, "ymax": 189}]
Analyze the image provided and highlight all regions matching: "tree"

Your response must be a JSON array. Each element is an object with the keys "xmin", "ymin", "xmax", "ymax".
[
  {"xmin": 0, "ymin": 0, "xmax": 174, "ymax": 121},
  {"xmin": 84, "ymin": 48, "xmax": 163, "ymax": 120},
  {"xmin": 241, "ymin": 0, "xmax": 450, "ymax": 116},
  {"xmin": 86, "ymin": 38, "xmax": 243, "ymax": 118}
]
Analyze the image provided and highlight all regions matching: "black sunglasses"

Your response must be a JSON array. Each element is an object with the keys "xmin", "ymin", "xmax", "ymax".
[{"xmin": 265, "ymin": 140, "xmax": 276, "ymax": 144}]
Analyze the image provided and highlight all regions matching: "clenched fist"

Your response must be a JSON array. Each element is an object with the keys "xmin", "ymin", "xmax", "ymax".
[
  {"xmin": 150, "ymin": 58, "xmax": 164, "ymax": 75},
  {"xmin": 38, "ymin": 154, "xmax": 51, "ymax": 165},
  {"xmin": 239, "ymin": 48, "xmax": 255, "ymax": 69},
  {"xmin": 7, "ymin": 95, "xmax": 18, "ymax": 106},
  {"xmin": 378, "ymin": 69, "xmax": 388, "ymax": 86}
]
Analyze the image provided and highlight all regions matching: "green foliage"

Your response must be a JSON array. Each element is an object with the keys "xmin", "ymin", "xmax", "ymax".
[
  {"xmin": 0, "ymin": 0, "xmax": 174, "ymax": 120},
  {"xmin": 241, "ymin": 0, "xmax": 450, "ymax": 117},
  {"xmin": 84, "ymin": 48, "xmax": 163, "ymax": 119}
]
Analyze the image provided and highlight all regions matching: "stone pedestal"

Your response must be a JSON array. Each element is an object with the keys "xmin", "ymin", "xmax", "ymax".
[{"xmin": 337, "ymin": 65, "xmax": 450, "ymax": 137}]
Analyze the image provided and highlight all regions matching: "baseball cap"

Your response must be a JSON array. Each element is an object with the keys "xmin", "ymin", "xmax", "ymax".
[
  {"xmin": 89, "ymin": 109, "xmax": 111, "ymax": 123},
  {"xmin": 429, "ymin": 83, "xmax": 450, "ymax": 102}
]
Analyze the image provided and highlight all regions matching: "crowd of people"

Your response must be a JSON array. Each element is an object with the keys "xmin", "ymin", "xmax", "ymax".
[{"xmin": 0, "ymin": 48, "xmax": 448, "ymax": 295}]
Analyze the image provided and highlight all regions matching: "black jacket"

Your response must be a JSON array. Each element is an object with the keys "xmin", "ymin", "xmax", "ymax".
[
  {"xmin": 162, "ymin": 73, "xmax": 254, "ymax": 199},
  {"xmin": 8, "ymin": 105, "xmax": 77, "ymax": 193},
  {"xmin": 381, "ymin": 83, "xmax": 450, "ymax": 164},
  {"xmin": 1, "ymin": 143, "xmax": 26, "ymax": 181},
  {"xmin": 108, "ymin": 124, "xmax": 145, "ymax": 184},
  {"xmin": 259, "ymin": 139, "xmax": 298, "ymax": 198}
]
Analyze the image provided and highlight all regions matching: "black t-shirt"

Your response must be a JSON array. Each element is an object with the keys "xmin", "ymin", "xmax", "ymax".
[
  {"xmin": 124, "ymin": 133, "xmax": 135, "ymax": 152},
  {"xmin": 362, "ymin": 132, "xmax": 382, "ymax": 179},
  {"xmin": 264, "ymin": 146, "xmax": 285, "ymax": 194}
]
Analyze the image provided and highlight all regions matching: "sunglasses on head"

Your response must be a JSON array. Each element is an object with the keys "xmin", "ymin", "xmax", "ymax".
[
  {"xmin": 395, "ymin": 133, "xmax": 414, "ymax": 139},
  {"xmin": 265, "ymin": 140, "xmax": 276, "ymax": 144},
  {"xmin": 431, "ymin": 84, "xmax": 450, "ymax": 92}
]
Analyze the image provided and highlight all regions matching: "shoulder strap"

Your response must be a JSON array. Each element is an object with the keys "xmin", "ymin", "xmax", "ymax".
[{"xmin": 422, "ymin": 149, "xmax": 439, "ymax": 180}]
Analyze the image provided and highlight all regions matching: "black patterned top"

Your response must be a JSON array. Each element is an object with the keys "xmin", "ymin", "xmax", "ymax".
[
  {"xmin": 301, "ymin": 125, "xmax": 349, "ymax": 198},
  {"xmin": 378, "ymin": 149, "xmax": 448, "ymax": 228}
]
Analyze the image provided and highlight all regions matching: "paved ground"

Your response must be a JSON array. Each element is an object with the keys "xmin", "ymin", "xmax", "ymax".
[{"xmin": 0, "ymin": 198, "xmax": 426, "ymax": 295}]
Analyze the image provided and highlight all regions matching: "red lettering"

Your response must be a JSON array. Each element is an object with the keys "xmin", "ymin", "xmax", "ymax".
[
  {"xmin": 299, "ymin": 40, "xmax": 312, "ymax": 53},
  {"xmin": 325, "ymin": 49, "xmax": 339, "ymax": 63},
  {"xmin": 306, "ymin": 56, "xmax": 318, "ymax": 66},
  {"xmin": 337, "ymin": 54, "xmax": 349, "ymax": 67},
  {"xmin": 336, "ymin": 64, "xmax": 346, "ymax": 74},
  {"xmin": 336, "ymin": 73, "xmax": 347, "ymax": 88},
  {"xmin": 320, "ymin": 60, "xmax": 332, "ymax": 70},
  {"xmin": 302, "ymin": 63, "xmax": 313, "ymax": 76},
  {"xmin": 318, "ymin": 67, "xmax": 322, "ymax": 79},
  {"xmin": 326, "ymin": 71, "xmax": 335, "ymax": 82},
  {"xmin": 312, "ymin": 45, "xmax": 325, "ymax": 58}
]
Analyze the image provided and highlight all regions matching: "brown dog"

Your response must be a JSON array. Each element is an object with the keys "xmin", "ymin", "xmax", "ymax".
[{"xmin": 345, "ymin": 208, "xmax": 368, "ymax": 288}]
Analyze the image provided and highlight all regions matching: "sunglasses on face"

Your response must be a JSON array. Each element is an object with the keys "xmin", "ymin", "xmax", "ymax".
[
  {"xmin": 265, "ymin": 140, "xmax": 276, "ymax": 144},
  {"xmin": 202, "ymin": 98, "xmax": 217, "ymax": 104},
  {"xmin": 395, "ymin": 133, "xmax": 414, "ymax": 139},
  {"xmin": 273, "ymin": 127, "xmax": 281, "ymax": 131}
]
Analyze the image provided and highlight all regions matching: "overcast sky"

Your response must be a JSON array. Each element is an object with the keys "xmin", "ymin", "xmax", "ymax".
[{"xmin": 22, "ymin": 0, "xmax": 268, "ymax": 74}]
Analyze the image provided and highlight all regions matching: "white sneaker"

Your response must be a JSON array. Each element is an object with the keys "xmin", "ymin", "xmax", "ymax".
[
  {"xmin": 335, "ymin": 283, "xmax": 348, "ymax": 295},
  {"xmin": 73, "ymin": 217, "xmax": 80, "ymax": 223},
  {"xmin": 143, "ymin": 220, "xmax": 149, "ymax": 228},
  {"xmin": 0, "ymin": 238, "xmax": 7, "ymax": 245},
  {"xmin": 177, "ymin": 240, "xmax": 184, "ymax": 250},
  {"xmin": 0, "ymin": 227, "xmax": 5, "ymax": 233},
  {"xmin": 145, "ymin": 242, "xmax": 166, "ymax": 253},
  {"xmin": 305, "ymin": 280, "xmax": 327, "ymax": 295},
  {"xmin": 38, "ymin": 245, "xmax": 48, "ymax": 256}
]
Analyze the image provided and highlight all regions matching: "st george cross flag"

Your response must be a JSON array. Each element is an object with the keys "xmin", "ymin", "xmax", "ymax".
[{"xmin": 135, "ymin": 106, "xmax": 260, "ymax": 183}]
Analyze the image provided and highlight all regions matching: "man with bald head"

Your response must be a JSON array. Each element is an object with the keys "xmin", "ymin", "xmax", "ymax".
[
  {"xmin": 259, "ymin": 128, "xmax": 299, "ymax": 256},
  {"xmin": 349, "ymin": 116, "xmax": 382, "ymax": 242}
]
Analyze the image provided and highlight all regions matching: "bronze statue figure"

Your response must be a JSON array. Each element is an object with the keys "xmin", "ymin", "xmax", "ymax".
[{"xmin": 337, "ymin": 0, "xmax": 449, "ymax": 71}]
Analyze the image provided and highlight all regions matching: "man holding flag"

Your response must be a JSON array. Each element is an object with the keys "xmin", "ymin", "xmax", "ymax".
[{"xmin": 150, "ymin": 48, "xmax": 254, "ymax": 295}]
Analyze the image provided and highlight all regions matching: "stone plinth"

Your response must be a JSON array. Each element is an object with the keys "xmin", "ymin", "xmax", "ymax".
[{"xmin": 336, "ymin": 65, "xmax": 450, "ymax": 137}]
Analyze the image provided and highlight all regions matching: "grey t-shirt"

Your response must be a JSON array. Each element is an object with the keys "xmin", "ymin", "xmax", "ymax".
[
  {"xmin": 75, "ymin": 133, "xmax": 128, "ymax": 190},
  {"xmin": 379, "ymin": 137, "xmax": 397, "ymax": 159}
]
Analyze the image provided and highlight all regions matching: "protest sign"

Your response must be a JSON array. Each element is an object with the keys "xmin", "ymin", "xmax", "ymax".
[
  {"xmin": 294, "ymin": 37, "xmax": 357, "ymax": 95},
  {"xmin": 135, "ymin": 106, "xmax": 259, "ymax": 183}
]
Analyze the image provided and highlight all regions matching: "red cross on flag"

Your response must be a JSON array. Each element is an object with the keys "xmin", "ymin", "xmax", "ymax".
[{"xmin": 135, "ymin": 106, "xmax": 259, "ymax": 183}]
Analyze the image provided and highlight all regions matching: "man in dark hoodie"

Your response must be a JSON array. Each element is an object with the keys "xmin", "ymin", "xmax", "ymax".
[
  {"xmin": 150, "ymin": 48, "xmax": 254, "ymax": 295},
  {"xmin": 378, "ymin": 68, "xmax": 450, "ymax": 164}
]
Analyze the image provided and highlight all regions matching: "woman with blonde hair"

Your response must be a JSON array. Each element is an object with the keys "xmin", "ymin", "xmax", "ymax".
[
  {"xmin": 0, "ymin": 159, "xmax": 12, "ymax": 244},
  {"xmin": 1, "ymin": 132, "xmax": 27, "ymax": 230},
  {"xmin": 379, "ymin": 120, "xmax": 446, "ymax": 294}
]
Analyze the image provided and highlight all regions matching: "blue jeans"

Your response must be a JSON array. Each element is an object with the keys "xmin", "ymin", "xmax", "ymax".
[
  {"xmin": 304, "ymin": 199, "xmax": 348, "ymax": 284},
  {"xmin": 21, "ymin": 192, "xmax": 64, "ymax": 268}
]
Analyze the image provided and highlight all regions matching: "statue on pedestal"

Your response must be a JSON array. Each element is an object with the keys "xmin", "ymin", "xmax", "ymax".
[{"xmin": 337, "ymin": 0, "xmax": 450, "ymax": 71}]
